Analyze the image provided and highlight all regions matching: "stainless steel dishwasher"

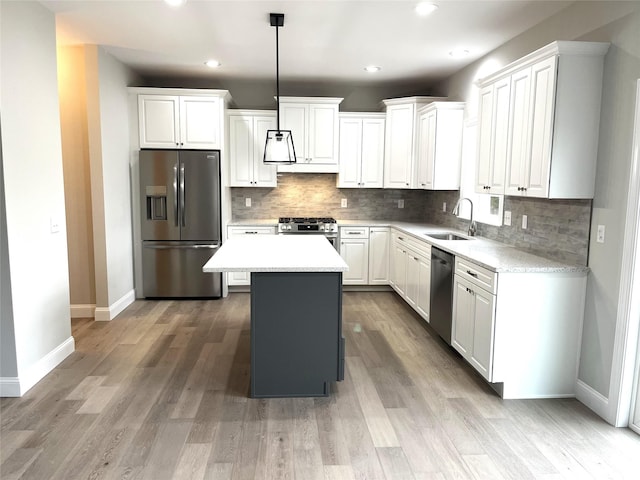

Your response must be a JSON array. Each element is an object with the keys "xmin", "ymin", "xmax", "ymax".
[{"xmin": 430, "ymin": 247, "xmax": 454, "ymax": 345}]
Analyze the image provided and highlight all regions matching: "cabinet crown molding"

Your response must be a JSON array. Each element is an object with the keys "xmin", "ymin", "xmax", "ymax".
[
  {"xmin": 382, "ymin": 96, "xmax": 448, "ymax": 108},
  {"xmin": 227, "ymin": 109, "xmax": 276, "ymax": 117},
  {"xmin": 277, "ymin": 96, "xmax": 343, "ymax": 104},
  {"xmin": 339, "ymin": 112, "xmax": 386, "ymax": 118},
  {"xmin": 476, "ymin": 40, "xmax": 610, "ymax": 87},
  {"xmin": 417, "ymin": 101, "xmax": 466, "ymax": 113},
  {"xmin": 129, "ymin": 87, "xmax": 232, "ymax": 103}
]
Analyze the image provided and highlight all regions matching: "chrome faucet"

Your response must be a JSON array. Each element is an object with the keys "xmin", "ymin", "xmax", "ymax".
[{"xmin": 452, "ymin": 197, "xmax": 476, "ymax": 236}]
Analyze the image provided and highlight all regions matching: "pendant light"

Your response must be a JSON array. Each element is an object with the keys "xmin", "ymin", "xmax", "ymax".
[{"xmin": 263, "ymin": 13, "xmax": 297, "ymax": 164}]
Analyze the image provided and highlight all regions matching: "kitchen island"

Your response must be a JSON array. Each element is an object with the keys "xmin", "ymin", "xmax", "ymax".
[{"xmin": 203, "ymin": 235, "xmax": 348, "ymax": 397}]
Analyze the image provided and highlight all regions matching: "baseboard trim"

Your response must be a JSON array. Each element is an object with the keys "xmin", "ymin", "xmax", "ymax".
[
  {"xmin": 0, "ymin": 336, "xmax": 75, "ymax": 397},
  {"xmin": 70, "ymin": 304, "xmax": 95, "ymax": 318},
  {"xmin": 576, "ymin": 378, "xmax": 612, "ymax": 424},
  {"xmin": 94, "ymin": 289, "xmax": 135, "ymax": 321}
]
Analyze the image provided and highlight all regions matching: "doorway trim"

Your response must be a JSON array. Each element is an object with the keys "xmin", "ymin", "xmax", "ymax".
[{"xmin": 608, "ymin": 79, "xmax": 640, "ymax": 427}]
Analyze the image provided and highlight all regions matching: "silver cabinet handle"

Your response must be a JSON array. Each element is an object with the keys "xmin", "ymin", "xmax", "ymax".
[
  {"xmin": 466, "ymin": 270, "xmax": 478, "ymax": 278},
  {"xmin": 347, "ymin": 232, "xmax": 362, "ymax": 235}
]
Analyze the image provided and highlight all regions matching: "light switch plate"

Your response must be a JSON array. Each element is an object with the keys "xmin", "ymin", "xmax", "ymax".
[
  {"xmin": 341, "ymin": 198, "xmax": 348, "ymax": 208},
  {"xmin": 398, "ymin": 199, "xmax": 404, "ymax": 209},
  {"xmin": 245, "ymin": 197, "xmax": 251, "ymax": 207},
  {"xmin": 442, "ymin": 202, "xmax": 447, "ymax": 212},
  {"xmin": 522, "ymin": 214, "xmax": 528, "ymax": 229},
  {"xmin": 504, "ymin": 210, "xmax": 512, "ymax": 226},
  {"xmin": 50, "ymin": 216, "xmax": 60, "ymax": 234},
  {"xmin": 597, "ymin": 224, "xmax": 605, "ymax": 243}
]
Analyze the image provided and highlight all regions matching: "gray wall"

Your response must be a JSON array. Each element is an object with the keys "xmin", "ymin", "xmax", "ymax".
[
  {"xmin": 438, "ymin": 2, "xmax": 640, "ymax": 398},
  {"xmin": 0, "ymin": 134, "xmax": 18, "ymax": 378}
]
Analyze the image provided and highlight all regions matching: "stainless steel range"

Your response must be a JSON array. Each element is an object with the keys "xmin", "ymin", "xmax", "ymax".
[{"xmin": 278, "ymin": 217, "xmax": 338, "ymax": 248}]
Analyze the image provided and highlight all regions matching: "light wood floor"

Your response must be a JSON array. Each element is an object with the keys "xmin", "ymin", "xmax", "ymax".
[{"xmin": 1, "ymin": 292, "xmax": 639, "ymax": 479}]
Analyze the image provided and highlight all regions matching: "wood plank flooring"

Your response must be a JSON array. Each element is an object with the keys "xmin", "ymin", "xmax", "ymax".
[{"xmin": 1, "ymin": 292, "xmax": 639, "ymax": 479}]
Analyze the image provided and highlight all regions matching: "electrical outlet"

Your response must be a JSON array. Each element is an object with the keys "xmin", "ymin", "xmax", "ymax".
[
  {"xmin": 522, "ymin": 214, "xmax": 528, "ymax": 229},
  {"xmin": 504, "ymin": 210, "xmax": 512, "ymax": 226},
  {"xmin": 442, "ymin": 202, "xmax": 447, "ymax": 212},
  {"xmin": 597, "ymin": 224, "xmax": 605, "ymax": 243},
  {"xmin": 341, "ymin": 198, "xmax": 348, "ymax": 208},
  {"xmin": 398, "ymin": 199, "xmax": 404, "ymax": 209},
  {"xmin": 245, "ymin": 197, "xmax": 251, "ymax": 207}
]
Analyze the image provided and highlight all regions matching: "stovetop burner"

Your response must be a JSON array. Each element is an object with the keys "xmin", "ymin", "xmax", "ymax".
[{"xmin": 279, "ymin": 217, "xmax": 337, "ymax": 224}]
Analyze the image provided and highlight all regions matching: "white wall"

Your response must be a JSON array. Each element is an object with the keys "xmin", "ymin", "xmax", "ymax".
[
  {"xmin": 438, "ymin": 1, "xmax": 640, "ymax": 422},
  {"xmin": 0, "ymin": 1, "xmax": 73, "ymax": 395}
]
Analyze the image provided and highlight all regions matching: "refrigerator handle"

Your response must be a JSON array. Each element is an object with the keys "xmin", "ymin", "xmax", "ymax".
[
  {"xmin": 173, "ymin": 163, "xmax": 179, "ymax": 227},
  {"xmin": 180, "ymin": 163, "xmax": 186, "ymax": 227}
]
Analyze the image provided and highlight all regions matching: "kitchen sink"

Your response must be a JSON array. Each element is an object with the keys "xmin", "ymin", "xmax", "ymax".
[{"xmin": 425, "ymin": 232, "xmax": 471, "ymax": 241}]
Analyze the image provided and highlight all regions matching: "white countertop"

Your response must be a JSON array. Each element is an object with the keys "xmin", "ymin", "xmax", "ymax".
[
  {"xmin": 229, "ymin": 218, "xmax": 588, "ymax": 274},
  {"xmin": 203, "ymin": 235, "xmax": 349, "ymax": 273}
]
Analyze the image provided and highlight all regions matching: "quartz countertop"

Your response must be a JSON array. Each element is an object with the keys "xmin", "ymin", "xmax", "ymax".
[
  {"xmin": 229, "ymin": 218, "xmax": 588, "ymax": 274},
  {"xmin": 203, "ymin": 235, "xmax": 348, "ymax": 273}
]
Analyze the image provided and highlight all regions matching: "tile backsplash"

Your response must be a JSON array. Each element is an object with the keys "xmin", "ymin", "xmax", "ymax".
[
  {"xmin": 232, "ymin": 175, "xmax": 591, "ymax": 266},
  {"xmin": 231, "ymin": 173, "xmax": 431, "ymax": 222},
  {"xmin": 424, "ymin": 191, "xmax": 591, "ymax": 266}
]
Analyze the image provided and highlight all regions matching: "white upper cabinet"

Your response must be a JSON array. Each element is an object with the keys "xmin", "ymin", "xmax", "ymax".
[
  {"xmin": 137, "ymin": 91, "xmax": 230, "ymax": 149},
  {"xmin": 476, "ymin": 41, "xmax": 609, "ymax": 199},
  {"xmin": 382, "ymin": 96, "xmax": 446, "ymax": 189},
  {"xmin": 337, "ymin": 113, "xmax": 385, "ymax": 188},
  {"xmin": 416, "ymin": 102, "xmax": 464, "ymax": 190},
  {"xmin": 276, "ymin": 97, "xmax": 343, "ymax": 173},
  {"xmin": 228, "ymin": 111, "xmax": 277, "ymax": 187}
]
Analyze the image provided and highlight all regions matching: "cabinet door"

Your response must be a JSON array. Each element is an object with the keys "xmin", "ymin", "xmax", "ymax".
[
  {"xmin": 338, "ymin": 118, "xmax": 363, "ymax": 188},
  {"xmin": 491, "ymin": 77, "xmax": 511, "ymax": 194},
  {"xmin": 368, "ymin": 228, "xmax": 390, "ymax": 284},
  {"xmin": 180, "ymin": 96, "xmax": 222, "ymax": 149},
  {"xmin": 280, "ymin": 103, "xmax": 308, "ymax": 162},
  {"xmin": 505, "ymin": 68, "xmax": 532, "ymax": 196},
  {"xmin": 308, "ymin": 104, "xmax": 339, "ymax": 165},
  {"xmin": 475, "ymin": 85, "xmax": 494, "ymax": 193},
  {"xmin": 340, "ymin": 239, "xmax": 370, "ymax": 285},
  {"xmin": 228, "ymin": 115, "xmax": 254, "ymax": 187},
  {"xmin": 416, "ymin": 109, "xmax": 437, "ymax": 189},
  {"xmin": 360, "ymin": 118, "xmax": 385, "ymax": 188},
  {"xmin": 525, "ymin": 56, "xmax": 556, "ymax": 198},
  {"xmin": 470, "ymin": 287, "xmax": 496, "ymax": 381},
  {"xmin": 391, "ymin": 241, "xmax": 407, "ymax": 296},
  {"xmin": 138, "ymin": 95, "xmax": 180, "ymax": 148},
  {"xmin": 252, "ymin": 116, "xmax": 278, "ymax": 186},
  {"xmin": 415, "ymin": 254, "xmax": 431, "ymax": 321},
  {"xmin": 405, "ymin": 254, "xmax": 420, "ymax": 308},
  {"xmin": 452, "ymin": 277, "xmax": 474, "ymax": 358},
  {"xmin": 384, "ymin": 104, "xmax": 414, "ymax": 189}
]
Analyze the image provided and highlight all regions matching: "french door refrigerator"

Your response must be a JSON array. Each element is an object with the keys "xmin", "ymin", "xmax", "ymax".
[{"xmin": 140, "ymin": 149, "xmax": 222, "ymax": 298}]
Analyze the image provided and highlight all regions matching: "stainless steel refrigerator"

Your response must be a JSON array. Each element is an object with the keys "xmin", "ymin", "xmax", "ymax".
[{"xmin": 140, "ymin": 150, "xmax": 222, "ymax": 298}]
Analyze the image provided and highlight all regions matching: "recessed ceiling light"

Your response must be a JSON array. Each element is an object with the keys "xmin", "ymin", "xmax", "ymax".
[
  {"xmin": 449, "ymin": 49, "xmax": 470, "ymax": 59},
  {"xmin": 364, "ymin": 65, "xmax": 381, "ymax": 73},
  {"xmin": 415, "ymin": 2, "xmax": 438, "ymax": 16},
  {"xmin": 205, "ymin": 59, "xmax": 221, "ymax": 68},
  {"xmin": 164, "ymin": 0, "xmax": 186, "ymax": 7}
]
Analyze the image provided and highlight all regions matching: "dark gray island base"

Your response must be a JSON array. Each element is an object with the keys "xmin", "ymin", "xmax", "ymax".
[{"xmin": 250, "ymin": 271, "xmax": 345, "ymax": 398}]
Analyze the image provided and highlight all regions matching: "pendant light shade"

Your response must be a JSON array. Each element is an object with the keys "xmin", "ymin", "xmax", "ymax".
[{"xmin": 264, "ymin": 12, "xmax": 297, "ymax": 164}]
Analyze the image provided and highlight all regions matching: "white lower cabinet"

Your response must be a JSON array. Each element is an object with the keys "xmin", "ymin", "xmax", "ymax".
[
  {"xmin": 452, "ymin": 274, "xmax": 496, "ymax": 381},
  {"xmin": 390, "ymin": 230, "xmax": 431, "ymax": 322},
  {"xmin": 226, "ymin": 226, "xmax": 275, "ymax": 286},
  {"xmin": 452, "ymin": 256, "xmax": 587, "ymax": 399},
  {"xmin": 340, "ymin": 237, "xmax": 370, "ymax": 285},
  {"xmin": 368, "ymin": 227, "xmax": 390, "ymax": 284}
]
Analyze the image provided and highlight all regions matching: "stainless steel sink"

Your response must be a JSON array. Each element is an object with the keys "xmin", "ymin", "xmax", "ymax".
[{"xmin": 425, "ymin": 232, "xmax": 471, "ymax": 241}]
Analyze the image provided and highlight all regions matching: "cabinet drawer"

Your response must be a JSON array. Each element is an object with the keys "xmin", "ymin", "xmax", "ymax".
[
  {"xmin": 391, "ymin": 229, "xmax": 430, "ymax": 257},
  {"xmin": 455, "ymin": 257, "xmax": 496, "ymax": 294},
  {"xmin": 340, "ymin": 227, "xmax": 370, "ymax": 238},
  {"xmin": 228, "ymin": 226, "xmax": 276, "ymax": 236}
]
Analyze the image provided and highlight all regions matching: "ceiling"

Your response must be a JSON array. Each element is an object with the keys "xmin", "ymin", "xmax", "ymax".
[{"xmin": 46, "ymin": 0, "xmax": 574, "ymax": 85}]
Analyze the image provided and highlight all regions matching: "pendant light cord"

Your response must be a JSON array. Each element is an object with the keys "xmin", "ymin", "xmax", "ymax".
[{"xmin": 275, "ymin": 22, "xmax": 281, "ymax": 131}]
